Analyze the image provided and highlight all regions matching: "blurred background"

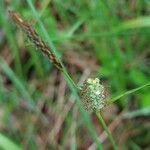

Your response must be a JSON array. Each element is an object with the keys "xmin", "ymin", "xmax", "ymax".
[{"xmin": 0, "ymin": 0, "xmax": 150, "ymax": 149}]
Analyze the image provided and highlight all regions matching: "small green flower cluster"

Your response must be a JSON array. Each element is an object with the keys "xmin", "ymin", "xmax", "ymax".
[{"xmin": 81, "ymin": 78, "xmax": 105, "ymax": 111}]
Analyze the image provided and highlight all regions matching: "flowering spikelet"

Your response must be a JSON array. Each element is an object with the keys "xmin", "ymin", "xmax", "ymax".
[
  {"xmin": 9, "ymin": 10, "xmax": 62, "ymax": 70},
  {"xmin": 81, "ymin": 78, "xmax": 105, "ymax": 111}
]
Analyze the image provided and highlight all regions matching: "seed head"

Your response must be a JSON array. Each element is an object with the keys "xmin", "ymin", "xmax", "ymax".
[
  {"xmin": 9, "ymin": 10, "xmax": 62, "ymax": 70},
  {"xmin": 80, "ymin": 78, "xmax": 105, "ymax": 111}
]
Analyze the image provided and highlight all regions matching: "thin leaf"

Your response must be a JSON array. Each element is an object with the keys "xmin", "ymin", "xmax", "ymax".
[
  {"xmin": 0, "ymin": 133, "xmax": 22, "ymax": 150},
  {"xmin": 107, "ymin": 82, "xmax": 150, "ymax": 104},
  {"xmin": 115, "ymin": 16, "xmax": 150, "ymax": 31},
  {"xmin": 122, "ymin": 107, "xmax": 150, "ymax": 118}
]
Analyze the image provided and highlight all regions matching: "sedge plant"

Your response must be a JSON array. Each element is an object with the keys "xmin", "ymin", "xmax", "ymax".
[{"xmin": 9, "ymin": 8, "xmax": 150, "ymax": 150}]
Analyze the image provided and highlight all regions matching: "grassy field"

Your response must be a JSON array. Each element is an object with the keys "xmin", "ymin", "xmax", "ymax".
[{"xmin": 0, "ymin": 0, "xmax": 150, "ymax": 149}]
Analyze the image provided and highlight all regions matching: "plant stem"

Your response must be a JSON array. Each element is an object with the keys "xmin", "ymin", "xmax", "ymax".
[
  {"xmin": 96, "ymin": 111, "xmax": 118, "ymax": 150},
  {"xmin": 62, "ymin": 67, "xmax": 80, "ymax": 90}
]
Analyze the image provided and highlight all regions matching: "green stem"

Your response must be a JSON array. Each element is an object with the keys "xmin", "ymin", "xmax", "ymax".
[
  {"xmin": 96, "ymin": 111, "xmax": 118, "ymax": 150},
  {"xmin": 62, "ymin": 67, "xmax": 80, "ymax": 91}
]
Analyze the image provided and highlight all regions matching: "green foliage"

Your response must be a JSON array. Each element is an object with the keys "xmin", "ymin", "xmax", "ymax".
[
  {"xmin": 0, "ymin": 0, "xmax": 150, "ymax": 149},
  {"xmin": 0, "ymin": 133, "xmax": 22, "ymax": 150}
]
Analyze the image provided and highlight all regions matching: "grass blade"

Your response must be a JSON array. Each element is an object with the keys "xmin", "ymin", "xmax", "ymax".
[
  {"xmin": 107, "ymin": 82, "xmax": 150, "ymax": 105},
  {"xmin": 122, "ymin": 107, "xmax": 150, "ymax": 118},
  {"xmin": 115, "ymin": 16, "xmax": 150, "ymax": 31},
  {"xmin": 0, "ymin": 58, "xmax": 35, "ymax": 111},
  {"xmin": 0, "ymin": 133, "xmax": 22, "ymax": 150}
]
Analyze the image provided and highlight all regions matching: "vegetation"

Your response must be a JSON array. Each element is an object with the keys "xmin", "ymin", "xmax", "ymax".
[{"xmin": 0, "ymin": 0, "xmax": 150, "ymax": 149}]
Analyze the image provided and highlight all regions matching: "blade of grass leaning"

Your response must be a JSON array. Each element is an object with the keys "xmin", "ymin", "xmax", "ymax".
[
  {"xmin": 0, "ymin": 3, "xmax": 22, "ymax": 77},
  {"xmin": 0, "ymin": 58, "xmax": 49, "ymax": 123},
  {"xmin": 0, "ymin": 58, "xmax": 38, "ymax": 111},
  {"xmin": 114, "ymin": 16, "xmax": 150, "ymax": 31},
  {"xmin": 51, "ymin": 29, "xmax": 150, "ymax": 42},
  {"xmin": 107, "ymin": 82, "xmax": 150, "ymax": 105},
  {"xmin": 26, "ymin": 1, "xmax": 103, "ymax": 148},
  {"xmin": 65, "ymin": 19, "xmax": 84, "ymax": 38},
  {"xmin": 0, "ymin": 133, "xmax": 22, "ymax": 150},
  {"xmin": 122, "ymin": 107, "xmax": 150, "ymax": 119}
]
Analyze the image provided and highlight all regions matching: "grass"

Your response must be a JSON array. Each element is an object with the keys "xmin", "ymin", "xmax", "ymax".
[
  {"xmin": 96, "ymin": 111, "xmax": 117, "ymax": 150},
  {"xmin": 0, "ymin": 133, "xmax": 21, "ymax": 150},
  {"xmin": 0, "ymin": 0, "xmax": 150, "ymax": 149}
]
